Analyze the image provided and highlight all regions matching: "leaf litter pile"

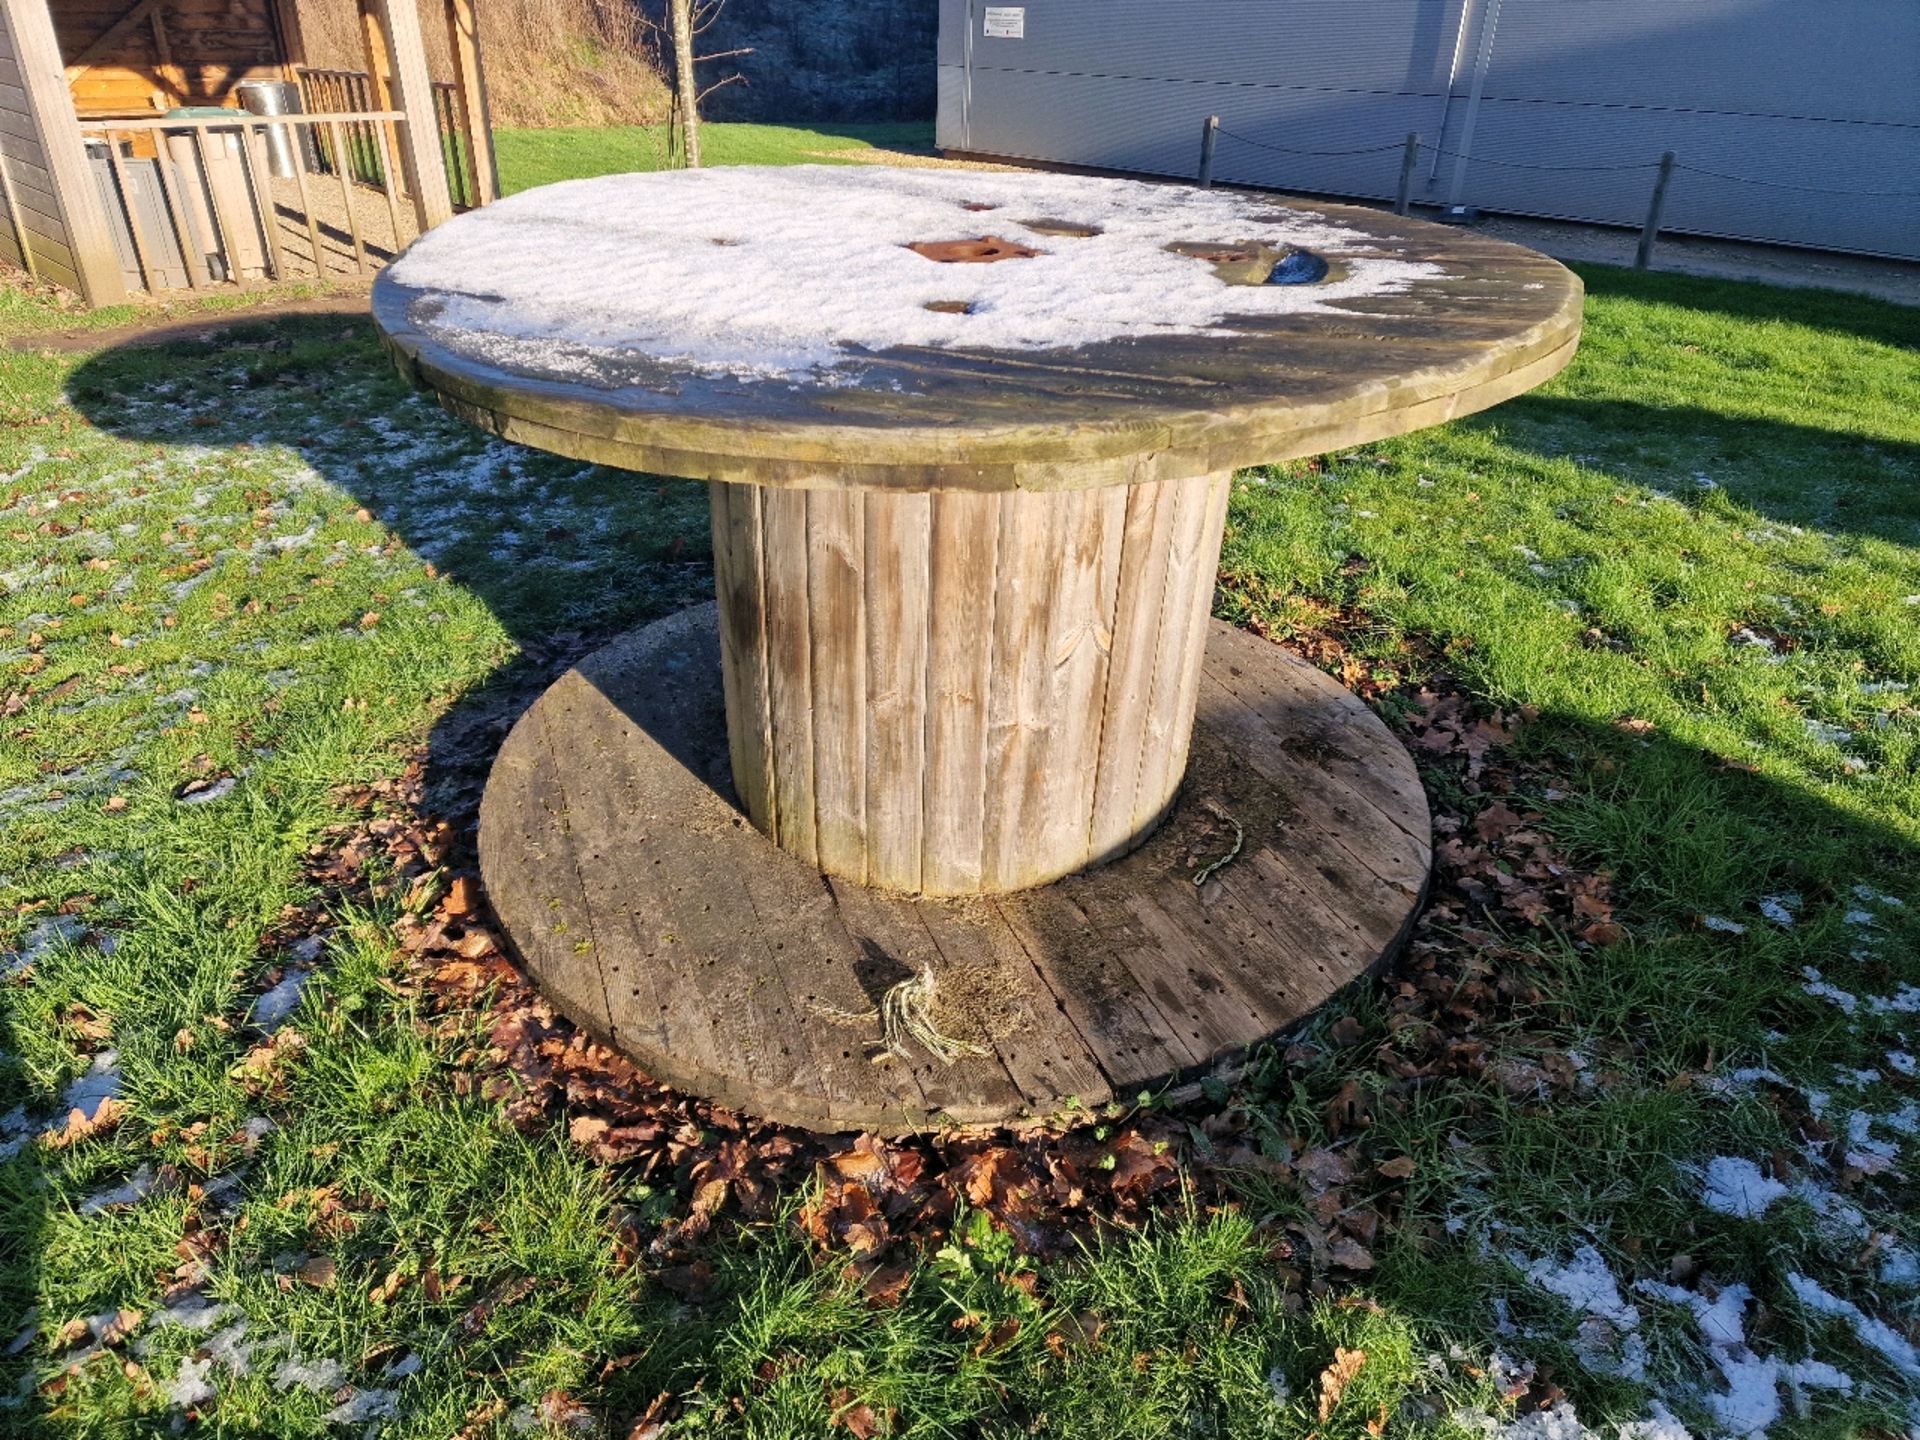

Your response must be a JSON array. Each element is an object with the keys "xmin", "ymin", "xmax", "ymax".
[{"xmin": 297, "ymin": 607, "xmax": 1623, "ymax": 1324}]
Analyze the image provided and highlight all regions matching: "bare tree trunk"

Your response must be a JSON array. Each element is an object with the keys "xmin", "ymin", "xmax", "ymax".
[{"xmin": 669, "ymin": 0, "xmax": 702, "ymax": 168}]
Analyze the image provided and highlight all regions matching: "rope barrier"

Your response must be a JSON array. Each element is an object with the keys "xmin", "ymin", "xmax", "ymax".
[
  {"xmin": 1216, "ymin": 127, "xmax": 1656, "ymax": 171},
  {"xmin": 1420, "ymin": 147, "xmax": 1659, "ymax": 173},
  {"xmin": 1212, "ymin": 128, "xmax": 1407, "ymax": 159},
  {"xmin": 1213, "ymin": 124, "xmax": 1920, "ymax": 195},
  {"xmin": 1672, "ymin": 164, "xmax": 1920, "ymax": 199}
]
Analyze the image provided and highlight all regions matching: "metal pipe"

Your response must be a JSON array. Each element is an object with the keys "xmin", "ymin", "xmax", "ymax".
[
  {"xmin": 1395, "ymin": 133, "xmax": 1421, "ymax": 215},
  {"xmin": 1428, "ymin": 0, "xmax": 1481, "ymax": 183},
  {"xmin": 1198, "ymin": 115, "xmax": 1220, "ymax": 187},
  {"xmin": 1636, "ymin": 151, "xmax": 1676, "ymax": 270},
  {"xmin": 1444, "ymin": 0, "xmax": 1506, "ymax": 210}
]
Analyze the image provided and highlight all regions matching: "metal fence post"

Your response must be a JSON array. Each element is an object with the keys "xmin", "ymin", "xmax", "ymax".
[
  {"xmin": 1198, "ymin": 115, "xmax": 1220, "ymax": 188},
  {"xmin": 1395, "ymin": 133, "xmax": 1421, "ymax": 215},
  {"xmin": 1636, "ymin": 151, "xmax": 1676, "ymax": 270}
]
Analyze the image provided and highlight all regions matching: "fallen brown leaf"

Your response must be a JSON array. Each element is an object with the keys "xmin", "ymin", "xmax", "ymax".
[
  {"xmin": 1328, "ymin": 1236, "xmax": 1375, "ymax": 1271},
  {"xmin": 1317, "ymin": 1346, "xmax": 1367, "ymax": 1421},
  {"xmin": 44, "ymin": 1096, "xmax": 125, "ymax": 1150},
  {"xmin": 829, "ymin": 1389, "xmax": 885, "ymax": 1438}
]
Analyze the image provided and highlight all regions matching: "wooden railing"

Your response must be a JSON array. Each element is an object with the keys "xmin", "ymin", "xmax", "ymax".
[
  {"xmin": 432, "ymin": 81, "xmax": 479, "ymax": 211},
  {"xmin": 298, "ymin": 67, "xmax": 482, "ymax": 212},
  {"xmin": 78, "ymin": 110, "xmax": 412, "ymax": 295},
  {"xmin": 296, "ymin": 67, "xmax": 387, "ymax": 190}
]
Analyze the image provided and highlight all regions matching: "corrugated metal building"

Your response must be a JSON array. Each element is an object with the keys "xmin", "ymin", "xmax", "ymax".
[{"xmin": 935, "ymin": 0, "xmax": 1920, "ymax": 260}]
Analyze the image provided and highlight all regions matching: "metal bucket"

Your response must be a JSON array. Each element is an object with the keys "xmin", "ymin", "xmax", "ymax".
[{"xmin": 235, "ymin": 80, "xmax": 313, "ymax": 179}]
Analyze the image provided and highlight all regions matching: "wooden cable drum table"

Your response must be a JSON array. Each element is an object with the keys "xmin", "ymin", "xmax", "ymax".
[{"xmin": 372, "ymin": 165, "xmax": 1581, "ymax": 1132}]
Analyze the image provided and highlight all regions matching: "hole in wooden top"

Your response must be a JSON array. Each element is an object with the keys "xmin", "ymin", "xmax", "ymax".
[
  {"xmin": 960, "ymin": 201, "xmax": 998, "ymax": 212},
  {"xmin": 907, "ymin": 236, "xmax": 1042, "ymax": 264},
  {"xmin": 1166, "ymin": 241, "xmax": 1342, "ymax": 286},
  {"xmin": 1167, "ymin": 239, "xmax": 1278, "ymax": 285},
  {"xmin": 923, "ymin": 299, "xmax": 976, "ymax": 314},
  {"xmin": 1019, "ymin": 218, "xmax": 1102, "ymax": 238}
]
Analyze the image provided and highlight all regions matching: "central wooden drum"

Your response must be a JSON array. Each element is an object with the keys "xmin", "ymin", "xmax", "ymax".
[
  {"xmin": 371, "ymin": 165, "xmax": 1581, "ymax": 1131},
  {"xmin": 712, "ymin": 477, "xmax": 1230, "ymax": 896}
]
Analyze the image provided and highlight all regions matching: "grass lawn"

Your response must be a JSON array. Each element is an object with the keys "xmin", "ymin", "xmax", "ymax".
[
  {"xmin": 493, "ymin": 122, "xmax": 939, "ymax": 194},
  {"xmin": 1, "ymin": 133, "xmax": 1918, "ymax": 1438}
]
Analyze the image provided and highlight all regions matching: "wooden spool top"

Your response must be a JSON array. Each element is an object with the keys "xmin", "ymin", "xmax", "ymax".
[{"xmin": 372, "ymin": 166, "xmax": 1582, "ymax": 492}]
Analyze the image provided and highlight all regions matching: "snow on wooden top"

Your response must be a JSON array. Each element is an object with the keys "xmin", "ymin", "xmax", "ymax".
[{"xmin": 386, "ymin": 165, "xmax": 1449, "ymax": 381}]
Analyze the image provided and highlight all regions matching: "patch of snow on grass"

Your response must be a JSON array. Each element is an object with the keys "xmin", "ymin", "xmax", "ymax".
[
  {"xmin": 177, "ymin": 775, "xmax": 237, "ymax": 805},
  {"xmin": 63, "ymin": 1050, "xmax": 121, "ymax": 1121},
  {"xmin": 1879, "ymin": 1247, "xmax": 1919, "ymax": 1288},
  {"xmin": 1634, "ymin": 1280, "xmax": 1853, "ymax": 1436},
  {"xmin": 150, "ymin": 1296, "xmax": 229, "ymax": 1334},
  {"xmin": 78, "ymin": 1163, "xmax": 155, "ymax": 1216},
  {"xmin": 249, "ymin": 969, "xmax": 311, "ymax": 1033},
  {"xmin": 389, "ymin": 167, "xmax": 1450, "ymax": 380},
  {"xmin": 2, "ymin": 914, "xmax": 88, "ymax": 977},
  {"xmin": 1515, "ymin": 1244, "xmax": 1641, "ymax": 1328},
  {"xmin": 1868, "ymin": 984, "xmax": 1920, "ymax": 1015},
  {"xmin": 1786, "ymin": 1273, "xmax": 1920, "ymax": 1378},
  {"xmin": 271, "ymin": 1353, "xmax": 345, "ymax": 1392},
  {"xmin": 1799, "ymin": 969, "xmax": 1857, "ymax": 1013},
  {"xmin": 1842, "ymin": 1112, "xmax": 1899, "ymax": 1175},
  {"xmin": 1454, "ymin": 1400, "xmax": 1693, "ymax": 1440},
  {"xmin": 168, "ymin": 1354, "xmax": 216, "ymax": 1407},
  {"xmin": 1700, "ymin": 1158, "xmax": 1788, "ymax": 1218},
  {"xmin": 324, "ymin": 1388, "xmax": 401, "ymax": 1423}
]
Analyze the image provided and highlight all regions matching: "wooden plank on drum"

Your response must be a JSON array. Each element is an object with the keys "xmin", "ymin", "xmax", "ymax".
[
  {"xmin": 861, "ymin": 490, "xmax": 931, "ymax": 893},
  {"xmin": 758, "ymin": 486, "xmax": 818, "ymax": 866},
  {"xmin": 806, "ymin": 489, "xmax": 868, "ymax": 882},
  {"xmin": 921, "ymin": 490, "xmax": 1000, "ymax": 895}
]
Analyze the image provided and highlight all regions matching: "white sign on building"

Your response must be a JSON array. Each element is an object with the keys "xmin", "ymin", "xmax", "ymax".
[{"xmin": 983, "ymin": 7, "xmax": 1025, "ymax": 38}]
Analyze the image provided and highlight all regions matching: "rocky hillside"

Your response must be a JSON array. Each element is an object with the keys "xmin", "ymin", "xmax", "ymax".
[
  {"xmin": 296, "ymin": 0, "xmax": 669, "ymax": 128},
  {"xmin": 295, "ymin": 0, "xmax": 929, "ymax": 129},
  {"xmin": 695, "ymin": 0, "xmax": 936, "ymax": 122}
]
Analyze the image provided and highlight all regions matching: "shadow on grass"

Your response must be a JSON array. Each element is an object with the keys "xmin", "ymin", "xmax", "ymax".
[
  {"xmin": 1500, "ymin": 394, "xmax": 1920, "ymax": 543},
  {"xmin": 64, "ymin": 311, "xmax": 714, "ymax": 830},
  {"xmin": 0, "ymin": 1006, "xmax": 47, "ymax": 1433},
  {"xmin": 42, "ymin": 308, "xmax": 1920, "ymax": 1433},
  {"xmin": 1573, "ymin": 261, "xmax": 1920, "ymax": 352}
]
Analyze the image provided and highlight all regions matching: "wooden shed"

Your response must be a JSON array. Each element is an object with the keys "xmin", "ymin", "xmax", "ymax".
[{"xmin": 0, "ymin": 0, "xmax": 496, "ymax": 304}]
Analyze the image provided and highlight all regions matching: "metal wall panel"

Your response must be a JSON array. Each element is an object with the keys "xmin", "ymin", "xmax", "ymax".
[
  {"xmin": 1444, "ymin": 102, "xmax": 1920, "ymax": 259},
  {"xmin": 938, "ymin": 0, "xmax": 1920, "ymax": 259},
  {"xmin": 962, "ymin": 0, "xmax": 1470, "ymax": 92},
  {"xmin": 935, "ymin": 63, "xmax": 968, "ymax": 150},
  {"xmin": 1477, "ymin": 0, "xmax": 1919, "ymax": 127}
]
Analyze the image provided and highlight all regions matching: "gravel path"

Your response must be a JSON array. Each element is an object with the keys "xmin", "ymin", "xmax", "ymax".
[{"xmin": 265, "ymin": 172, "xmax": 417, "ymax": 278}]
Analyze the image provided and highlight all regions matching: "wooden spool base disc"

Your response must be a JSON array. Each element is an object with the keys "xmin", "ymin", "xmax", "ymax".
[{"xmin": 480, "ymin": 604, "xmax": 1431, "ymax": 1134}]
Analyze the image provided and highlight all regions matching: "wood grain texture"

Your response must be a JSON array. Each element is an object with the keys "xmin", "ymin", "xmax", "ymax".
[
  {"xmin": 2, "ymin": 0, "xmax": 127, "ymax": 304},
  {"xmin": 372, "ymin": 190, "xmax": 1582, "ymax": 494},
  {"xmin": 711, "ymin": 476, "xmax": 1231, "ymax": 896},
  {"xmin": 480, "ymin": 602, "xmax": 1431, "ymax": 1134}
]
